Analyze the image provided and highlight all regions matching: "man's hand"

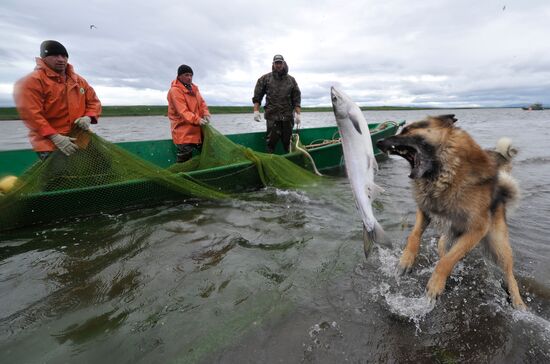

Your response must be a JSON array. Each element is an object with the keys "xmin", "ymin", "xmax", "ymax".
[
  {"xmin": 253, "ymin": 111, "xmax": 263, "ymax": 122},
  {"xmin": 74, "ymin": 116, "xmax": 91, "ymax": 130},
  {"xmin": 204, "ymin": 115, "xmax": 212, "ymax": 123},
  {"xmin": 49, "ymin": 134, "xmax": 78, "ymax": 156},
  {"xmin": 294, "ymin": 113, "xmax": 301, "ymax": 126},
  {"xmin": 200, "ymin": 118, "xmax": 209, "ymax": 125}
]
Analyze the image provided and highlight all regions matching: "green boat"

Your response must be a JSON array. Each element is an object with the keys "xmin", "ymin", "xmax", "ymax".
[
  {"xmin": 522, "ymin": 103, "xmax": 544, "ymax": 110},
  {"xmin": 0, "ymin": 121, "xmax": 403, "ymax": 231}
]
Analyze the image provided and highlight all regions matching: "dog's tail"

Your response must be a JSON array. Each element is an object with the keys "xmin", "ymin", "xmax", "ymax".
[
  {"xmin": 491, "ymin": 137, "xmax": 518, "ymax": 174},
  {"xmin": 497, "ymin": 171, "xmax": 520, "ymax": 213},
  {"xmin": 495, "ymin": 137, "xmax": 518, "ymax": 161}
]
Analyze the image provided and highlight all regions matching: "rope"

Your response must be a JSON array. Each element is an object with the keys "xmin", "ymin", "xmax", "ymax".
[
  {"xmin": 369, "ymin": 120, "xmax": 400, "ymax": 133},
  {"xmin": 304, "ymin": 139, "xmax": 340, "ymax": 149},
  {"xmin": 291, "ymin": 121, "xmax": 400, "ymax": 173},
  {"xmin": 291, "ymin": 132, "xmax": 323, "ymax": 176},
  {"xmin": 304, "ymin": 132, "xmax": 342, "ymax": 150}
]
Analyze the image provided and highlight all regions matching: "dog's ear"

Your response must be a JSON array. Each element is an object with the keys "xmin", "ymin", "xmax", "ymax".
[{"xmin": 434, "ymin": 114, "xmax": 457, "ymax": 127}]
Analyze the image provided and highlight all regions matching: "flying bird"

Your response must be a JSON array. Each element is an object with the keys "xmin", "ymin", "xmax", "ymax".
[
  {"xmin": 503, "ymin": 5, "xmax": 506, "ymax": 11},
  {"xmin": 90, "ymin": 24, "xmax": 97, "ymax": 29}
]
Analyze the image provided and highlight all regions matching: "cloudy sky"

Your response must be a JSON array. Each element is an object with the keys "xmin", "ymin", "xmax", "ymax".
[{"xmin": 1, "ymin": 0, "xmax": 549, "ymax": 108}]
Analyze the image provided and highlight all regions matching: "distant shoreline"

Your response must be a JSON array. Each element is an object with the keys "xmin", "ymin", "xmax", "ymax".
[{"xmin": 0, "ymin": 105, "xmax": 509, "ymax": 121}]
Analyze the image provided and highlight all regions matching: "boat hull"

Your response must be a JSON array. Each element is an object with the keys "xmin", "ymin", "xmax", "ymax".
[{"xmin": 0, "ymin": 123, "xmax": 403, "ymax": 231}]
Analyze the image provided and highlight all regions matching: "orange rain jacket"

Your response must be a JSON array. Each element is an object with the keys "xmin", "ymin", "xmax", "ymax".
[
  {"xmin": 14, "ymin": 58, "xmax": 102, "ymax": 151},
  {"xmin": 167, "ymin": 80, "xmax": 210, "ymax": 144}
]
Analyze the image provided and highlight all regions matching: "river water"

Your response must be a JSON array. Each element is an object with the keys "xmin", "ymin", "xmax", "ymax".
[{"xmin": 1, "ymin": 109, "xmax": 550, "ymax": 363}]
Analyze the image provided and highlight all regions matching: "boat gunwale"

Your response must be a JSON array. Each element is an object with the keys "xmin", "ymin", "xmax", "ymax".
[{"xmin": 1, "ymin": 122, "xmax": 403, "ymax": 198}]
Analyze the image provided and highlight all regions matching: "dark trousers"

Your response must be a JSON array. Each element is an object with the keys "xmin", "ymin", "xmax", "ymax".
[
  {"xmin": 176, "ymin": 143, "xmax": 202, "ymax": 163},
  {"xmin": 266, "ymin": 119, "xmax": 293, "ymax": 153}
]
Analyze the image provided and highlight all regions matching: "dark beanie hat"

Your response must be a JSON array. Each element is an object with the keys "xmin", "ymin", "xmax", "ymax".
[
  {"xmin": 177, "ymin": 64, "xmax": 193, "ymax": 76},
  {"xmin": 40, "ymin": 40, "xmax": 69, "ymax": 58}
]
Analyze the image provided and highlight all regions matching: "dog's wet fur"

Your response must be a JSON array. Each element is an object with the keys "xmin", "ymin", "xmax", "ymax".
[{"xmin": 377, "ymin": 114, "xmax": 526, "ymax": 309}]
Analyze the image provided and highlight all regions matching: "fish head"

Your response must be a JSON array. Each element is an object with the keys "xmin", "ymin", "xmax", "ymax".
[
  {"xmin": 331, "ymin": 87, "xmax": 364, "ymax": 135},
  {"xmin": 376, "ymin": 115, "xmax": 457, "ymax": 179}
]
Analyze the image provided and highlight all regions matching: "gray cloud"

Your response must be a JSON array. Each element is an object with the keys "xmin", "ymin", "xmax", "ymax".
[{"xmin": 2, "ymin": 0, "xmax": 550, "ymax": 107}]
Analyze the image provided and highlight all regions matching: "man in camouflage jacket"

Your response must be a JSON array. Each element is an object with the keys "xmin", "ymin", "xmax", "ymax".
[{"xmin": 252, "ymin": 54, "xmax": 301, "ymax": 153}]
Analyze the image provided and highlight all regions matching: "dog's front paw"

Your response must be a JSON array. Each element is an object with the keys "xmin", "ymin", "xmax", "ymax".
[
  {"xmin": 426, "ymin": 272, "xmax": 446, "ymax": 301},
  {"xmin": 396, "ymin": 250, "xmax": 416, "ymax": 275},
  {"xmin": 512, "ymin": 297, "xmax": 527, "ymax": 311}
]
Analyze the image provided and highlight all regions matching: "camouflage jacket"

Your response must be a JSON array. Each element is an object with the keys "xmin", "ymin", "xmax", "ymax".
[{"xmin": 252, "ymin": 63, "xmax": 301, "ymax": 122}]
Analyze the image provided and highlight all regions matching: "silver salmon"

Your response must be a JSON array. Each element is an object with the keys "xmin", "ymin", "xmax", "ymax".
[{"xmin": 331, "ymin": 87, "xmax": 387, "ymax": 257}]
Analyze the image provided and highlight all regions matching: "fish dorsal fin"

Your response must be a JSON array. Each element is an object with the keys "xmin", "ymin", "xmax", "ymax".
[{"xmin": 366, "ymin": 182, "xmax": 384, "ymax": 199}]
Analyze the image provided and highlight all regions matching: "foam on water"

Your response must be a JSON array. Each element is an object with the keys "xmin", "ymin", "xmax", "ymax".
[
  {"xmin": 273, "ymin": 188, "xmax": 311, "ymax": 203},
  {"xmin": 302, "ymin": 319, "xmax": 344, "ymax": 360}
]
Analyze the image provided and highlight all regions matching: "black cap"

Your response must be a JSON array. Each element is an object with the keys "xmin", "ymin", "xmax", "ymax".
[
  {"xmin": 177, "ymin": 64, "xmax": 194, "ymax": 76},
  {"xmin": 273, "ymin": 54, "xmax": 284, "ymax": 63},
  {"xmin": 40, "ymin": 40, "xmax": 69, "ymax": 58}
]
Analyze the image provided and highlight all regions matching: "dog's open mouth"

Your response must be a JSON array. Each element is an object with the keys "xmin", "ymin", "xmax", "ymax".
[
  {"xmin": 377, "ymin": 138, "xmax": 434, "ymax": 179},
  {"xmin": 388, "ymin": 144, "xmax": 417, "ymax": 169}
]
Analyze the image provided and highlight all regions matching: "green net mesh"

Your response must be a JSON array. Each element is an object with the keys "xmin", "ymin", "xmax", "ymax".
[
  {"xmin": 0, "ymin": 125, "xmax": 323, "ymax": 231},
  {"xmin": 18, "ymin": 130, "xmax": 227, "ymax": 196},
  {"xmin": 168, "ymin": 125, "xmax": 322, "ymax": 189}
]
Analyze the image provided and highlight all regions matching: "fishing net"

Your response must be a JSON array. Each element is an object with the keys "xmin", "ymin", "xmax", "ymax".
[
  {"xmin": 168, "ymin": 124, "xmax": 323, "ymax": 189},
  {"xmin": 0, "ymin": 128, "xmax": 228, "ymax": 230},
  {"xmin": 0, "ymin": 125, "xmax": 323, "ymax": 231}
]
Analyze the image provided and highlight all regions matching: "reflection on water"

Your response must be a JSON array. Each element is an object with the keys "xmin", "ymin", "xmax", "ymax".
[{"xmin": 1, "ymin": 109, "xmax": 550, "ymax": 363}]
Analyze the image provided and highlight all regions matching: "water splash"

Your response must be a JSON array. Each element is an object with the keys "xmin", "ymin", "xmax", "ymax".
[
  {"xmin": 377, "ymin": 282, "xmax": 435, "ymax": 333},
  {"xmin": 512, "ymin": 309, "xmax": 550, "ymax": 343},
  {"xmin": 376, "ymin": 246, "xmax": 400, "ymax": 277},
  {"xmin": 371, "ymin": 244, "xmax": 436, "ymax": 333},
  {"xmin": 273, "ymin": 188, "xmax": 311, "ymax": 203}
]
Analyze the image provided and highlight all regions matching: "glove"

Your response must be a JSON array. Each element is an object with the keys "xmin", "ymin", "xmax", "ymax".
[
  {"xmin": 199, "ymin": 118, "xmax": 209, "ymax": 125},
  {"xmin": 74, "ymin": 116, "xmax": 91, "ymax": 130},
  {"xmin": 253, "ymin": 111, "xmax": 262, "ymax": 122},
  {"xmin": 49, "ymin": 134, "xmax": 78, "ymax": 156},
  {"xmin": 295, "ymin": 113, "xmax": 301, "ymax": 126},
  {"xmin": 204, "ymin": 115, "xmax": 212, "ymax": 123}
]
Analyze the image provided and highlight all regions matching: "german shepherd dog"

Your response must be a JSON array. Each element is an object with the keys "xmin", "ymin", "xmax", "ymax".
[{"xmin": 376, "ymin": 115, "xmax": 526, "ymax": 309}]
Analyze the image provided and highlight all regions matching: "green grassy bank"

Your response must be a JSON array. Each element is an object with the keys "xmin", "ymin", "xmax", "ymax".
[{"xmin": 0, "ymin": 105, "xmax": 434, "ymax": 121}]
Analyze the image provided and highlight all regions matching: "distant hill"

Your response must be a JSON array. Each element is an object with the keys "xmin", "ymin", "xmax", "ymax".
[
  {"xmin": 3, "ymin": 104, "xmax": 538, "ymax": 121},
  {"xmin": 0, "ymin": 105, "xmax": 444, "ymax": 120}
]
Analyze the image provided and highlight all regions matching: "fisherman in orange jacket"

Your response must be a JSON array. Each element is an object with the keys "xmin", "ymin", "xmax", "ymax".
[
  {"xmin": 167, "ymin": 64, "xmax": 211, "ymax": 162},
  {"xmin": 14, "ymin": 40, "xmax": 102, "ymax": 160}
]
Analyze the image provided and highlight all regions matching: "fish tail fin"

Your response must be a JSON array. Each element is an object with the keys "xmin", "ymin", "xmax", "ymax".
[{"xmin": 362, "ymin": 221, "xmax": 391, "ymax": 258}]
